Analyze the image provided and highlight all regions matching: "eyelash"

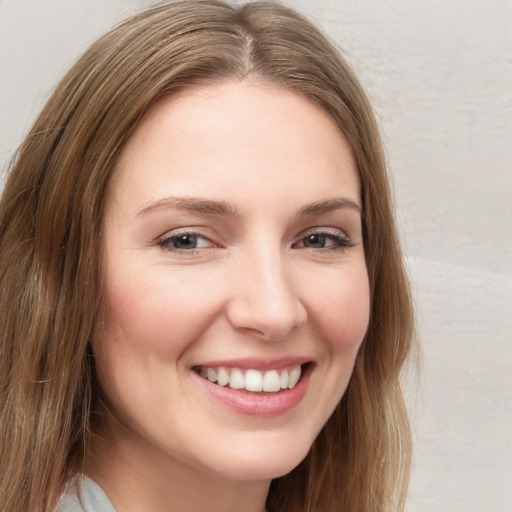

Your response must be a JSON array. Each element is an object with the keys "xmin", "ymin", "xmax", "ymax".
[
  {"xmin": 293, "ymin": 230, "xmax": 353, "ymax": 252},
  {"xmin": 156, "ymin": 228, "xmax": 353, "ymax": 254}
]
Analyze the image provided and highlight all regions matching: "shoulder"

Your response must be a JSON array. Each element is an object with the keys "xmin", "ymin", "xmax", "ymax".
[{"xmin": 55, "ymin": 475, "xmax": 116, "ymax": 512}]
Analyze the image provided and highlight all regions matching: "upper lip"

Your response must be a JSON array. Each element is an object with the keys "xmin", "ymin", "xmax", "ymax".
[{"xmin": 193, "ymin": 356, "xmax": 312, "ymax": 371}]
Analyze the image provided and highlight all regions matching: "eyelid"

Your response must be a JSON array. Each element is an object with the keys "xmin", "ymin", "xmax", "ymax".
[{"xmin": 300, "ymin": 226, "xmax": 349, "ymax": 238}]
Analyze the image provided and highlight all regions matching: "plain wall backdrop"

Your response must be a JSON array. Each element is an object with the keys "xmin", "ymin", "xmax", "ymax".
[{"xmin": 1, "ymin": 1, "xmax": 511, "ymax": 510}]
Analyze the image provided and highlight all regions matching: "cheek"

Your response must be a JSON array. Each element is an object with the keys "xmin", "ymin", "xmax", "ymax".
[
  {"xmin": 91, "ymin": 266, "xmax": 225, "ymax": 425},
  {"xmin": 309, "ymin": 266, "xmax": 370, "ymax": 354},
  {"xmin": 98, "ymin": 267, "xmax": 222, "ymax": 357}
]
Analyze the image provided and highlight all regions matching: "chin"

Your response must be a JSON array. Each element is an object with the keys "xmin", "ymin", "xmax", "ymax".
[{"xmin": 203, "ymin": 437, "xmax": 312, "ymax": 482}]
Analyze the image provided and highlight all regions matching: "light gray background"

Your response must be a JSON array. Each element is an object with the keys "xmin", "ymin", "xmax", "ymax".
[{"xmin": 1, "ymin": 1, "xmax": 511, "ymax": 510}]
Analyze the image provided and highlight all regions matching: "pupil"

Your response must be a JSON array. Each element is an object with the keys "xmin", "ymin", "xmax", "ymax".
[
  {"xmin": 306, "ymin": 234, "xmax": 325, "ymax": 248},
  {"xmin": 173, "ymin": 235, "xmax": 197, "ymax": 249}
]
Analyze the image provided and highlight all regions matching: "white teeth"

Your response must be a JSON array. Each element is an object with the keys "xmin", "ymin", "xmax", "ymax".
[
  {"xmin": 280, "ymin": 369, "xmax": 289, "ymax": 389},
  {"xmin": 199, "ymin": 364, "xmax": 304, "ymax": 393},
  {"xmin": 263, "ymin": 370, "xmax": 281, "ymax": 392},
  {"xmin": 229, "ymin": 368, "xmax": 244, "ymax": 389},
  {"xmin": 245, "ymin": 370, "xmax": 263, "ymax": 391},
  {"xmin": 288, "ymin": 366, "xmax": 301, "ymax": 388},
  {"xmin": 217, "ymin": 367, "xmax": 229, "ymax": 387}
]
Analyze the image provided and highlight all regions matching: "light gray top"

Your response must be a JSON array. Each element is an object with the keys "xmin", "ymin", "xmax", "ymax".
[{"xmin": 55, "ymin": 475, "xmax": 116, "ymax": 512}]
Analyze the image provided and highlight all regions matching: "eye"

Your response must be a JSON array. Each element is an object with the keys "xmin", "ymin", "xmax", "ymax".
[
  {"xmin": 157, "ymin": 232, "xmax": 215, "ymax": 252},
  {"xmin": 294, "ymin": 230, "xmax": 353, "ymax": 251}
]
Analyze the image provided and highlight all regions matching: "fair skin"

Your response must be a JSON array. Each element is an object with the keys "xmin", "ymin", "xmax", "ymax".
[{"xmin": 88, "ymin": 80, "xmax": 370, "ymax": 512}]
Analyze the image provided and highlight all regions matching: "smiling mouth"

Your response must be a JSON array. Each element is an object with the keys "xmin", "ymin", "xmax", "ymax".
[{"xmin": 193, "ymin": 364, "xmax": 310, "ymax": 393}]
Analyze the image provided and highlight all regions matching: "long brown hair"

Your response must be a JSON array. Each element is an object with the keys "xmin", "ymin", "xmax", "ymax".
[{"xmin": 0, "ymin": 1, "xmax": 414, "ymax": 511}]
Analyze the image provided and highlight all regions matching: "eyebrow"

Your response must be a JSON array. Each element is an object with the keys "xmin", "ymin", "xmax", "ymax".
[
  {"xmin": 297, "ymin": 198, "xmax": 364, "ymax": 218},
  {"xmin": 136, "ymin": 197, "xmax": 240, "ymax": 217},
  {"xmin": 136, "ymin": 196, "xmax": 363, "ymax": 218}
]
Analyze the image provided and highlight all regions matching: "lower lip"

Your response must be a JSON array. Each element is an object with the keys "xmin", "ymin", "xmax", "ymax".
[{"xmin": 194, "ymin": 366, "xmax": 311, "ymax": 418}]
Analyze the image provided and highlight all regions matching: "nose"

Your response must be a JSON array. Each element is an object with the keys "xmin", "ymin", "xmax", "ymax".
[{"xmin": 226, "ymin": 246, "xmax": 307, "ymax": 342}]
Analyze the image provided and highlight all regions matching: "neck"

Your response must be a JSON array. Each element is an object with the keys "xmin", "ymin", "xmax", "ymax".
[{"xmin": 84, "ymin": 421, "xmax": 270, "ymax": 512}]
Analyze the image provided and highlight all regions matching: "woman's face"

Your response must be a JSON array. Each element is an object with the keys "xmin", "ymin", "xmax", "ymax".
[{"xmin": 94, "ymin": 81, "xmax": 370, "ymax": 482}]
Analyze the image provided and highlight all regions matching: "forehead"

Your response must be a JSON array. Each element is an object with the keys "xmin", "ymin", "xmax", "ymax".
[{"xmin": 109, "ymin": 80, "xmax": 360, "ymax": 214}]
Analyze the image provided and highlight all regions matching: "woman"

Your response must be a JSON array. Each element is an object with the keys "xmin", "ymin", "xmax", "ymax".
[{"xmin": 0, "ymin": 1, "xmax": 414, "ymax": 511}]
